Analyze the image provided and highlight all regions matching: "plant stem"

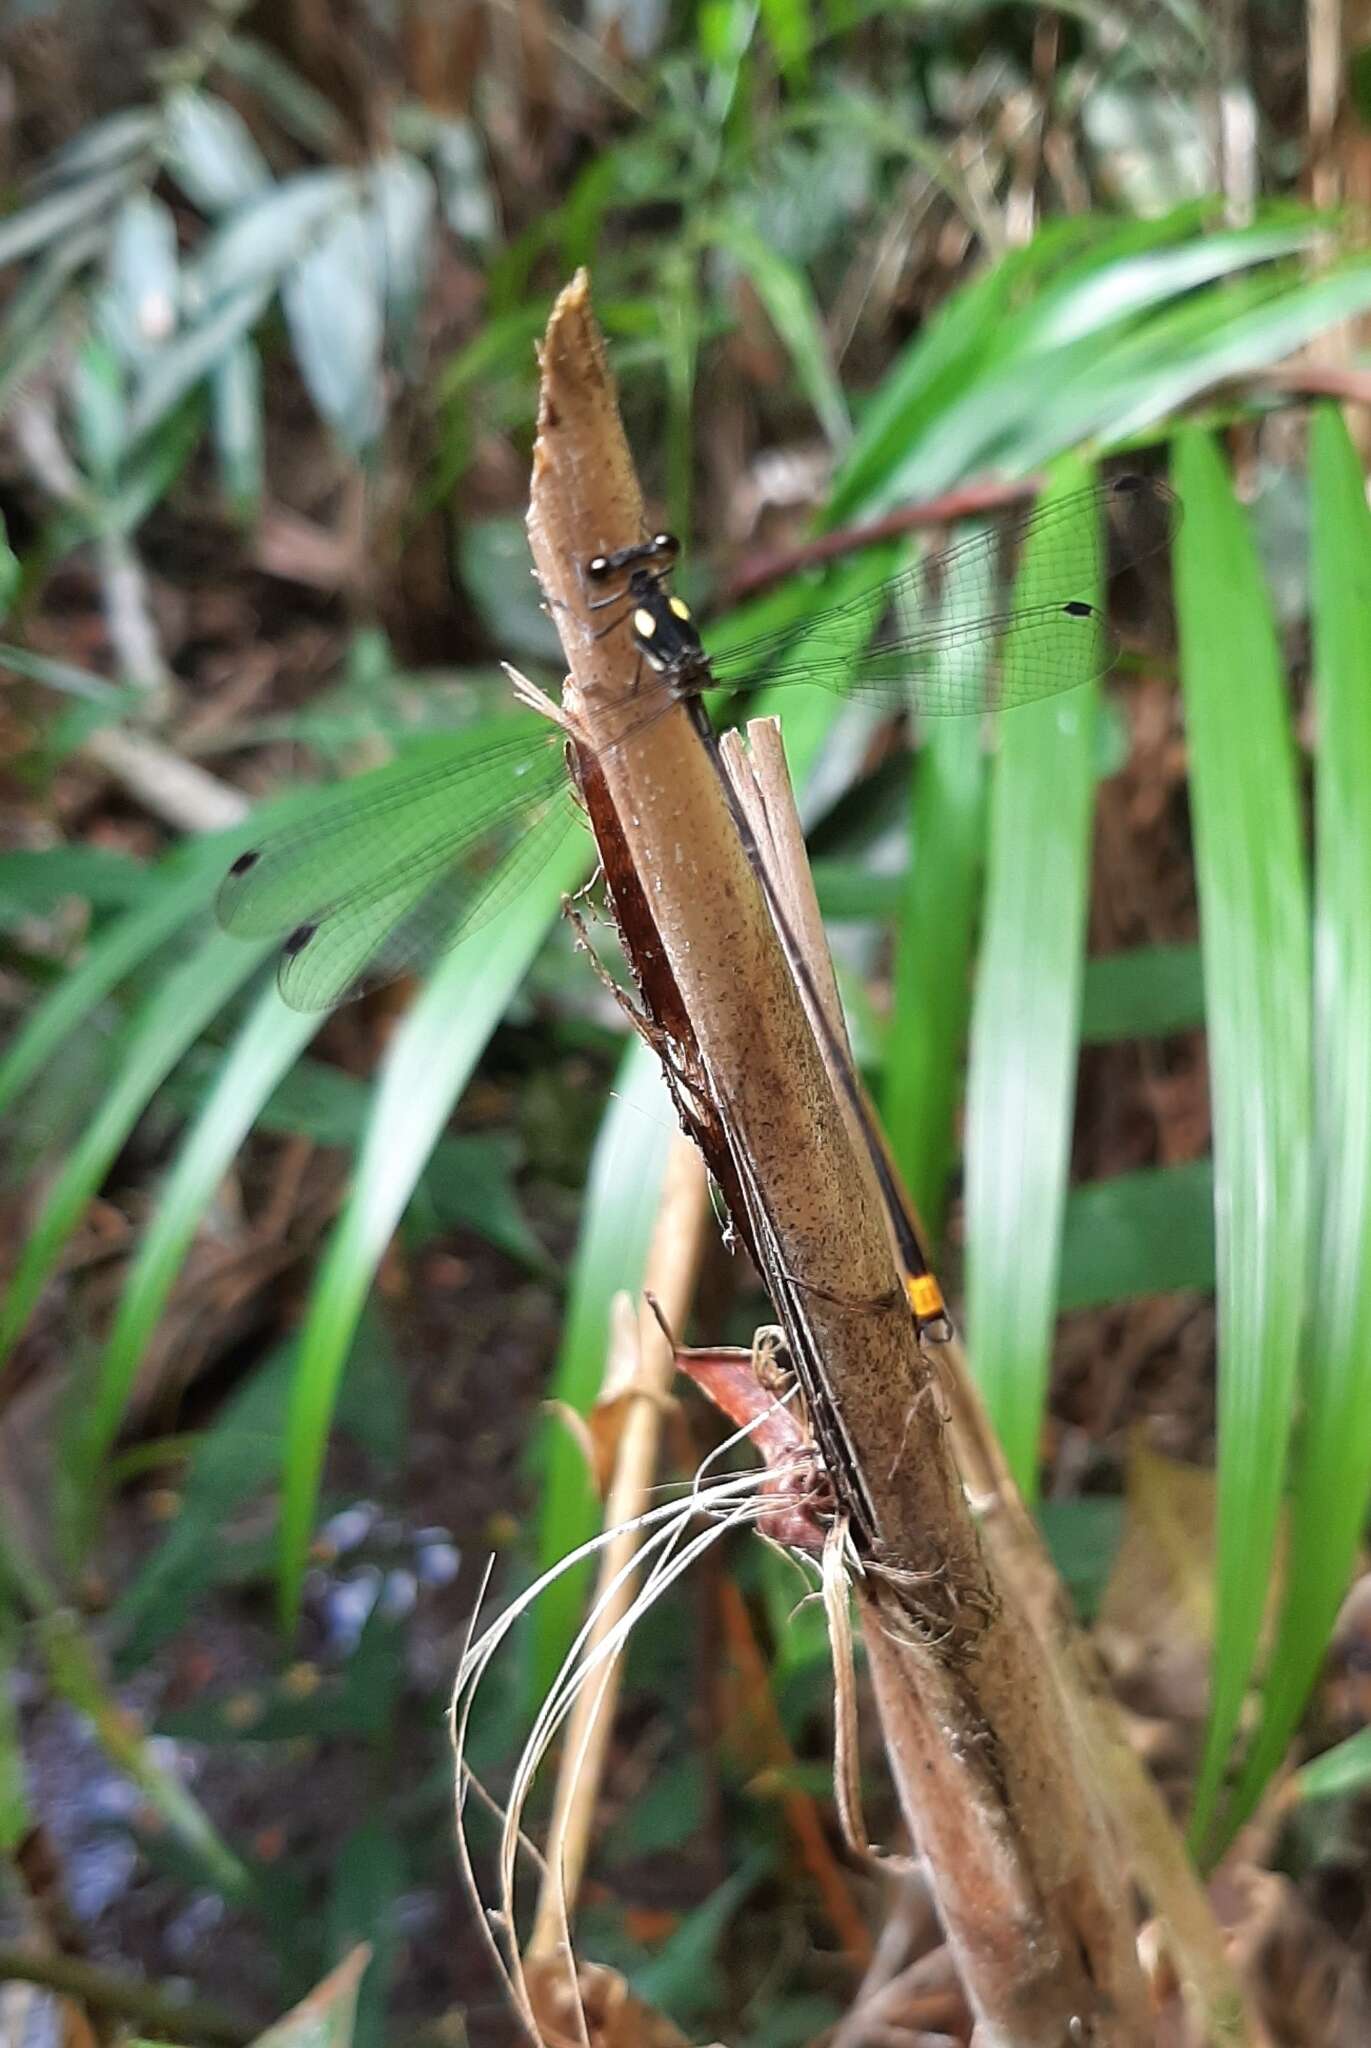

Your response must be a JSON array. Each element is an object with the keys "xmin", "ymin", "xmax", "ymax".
[
  {"xmin": 0, "ymin": 1945, "xmax": 252, "ymax": 2045},
  {"xmin": 525, "ymin": 269, "xmax": 1154, "ymax": 2046}
]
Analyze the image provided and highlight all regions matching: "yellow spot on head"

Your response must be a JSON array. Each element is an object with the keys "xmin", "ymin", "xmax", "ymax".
[
  {"xmin": 633, "ymin": 607, "xmax": 657, "ymax": 638},
  {"xmin": 669, "ymin": 596, "xmax": 692, "ymax": 622}
]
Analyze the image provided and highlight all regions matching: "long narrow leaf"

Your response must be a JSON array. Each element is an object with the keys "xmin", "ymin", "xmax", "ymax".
[
  {"xmin": 1017, "ymin": 221, "xmax": 1314, "ymax": 353},
  {"xmin": 82, "ymin": 988, "xmax": 321, "ymax": 1488},
  {"xmin": 828, "ymin": 218, "xmax": 1101, "ymax": 517},
  {"xmin": 832, "ymin": 209, "xmax": 1304, "ymax": 513},
  {"xmin": 126, "ymin": 283, "xmax": 271, "ymax": 441},
  {"xmin": 883, "ymin": 679, "xmax": 987, "ymax": 1241},
  {"xmin": 282, "ymin": 203, "xmax": 383, "ymax": 454},
  {"xmin": 1227, "ymin": 407, "xmax": 1371, "ymax": 1834},
  {"xmin": 0, "ymin": 164, "xmax": 134, "ymax": 268},
  {"xmin": 0, "ymin": 931, "xmax": 271, "ymax": 1373},
  {"xmin": 963, "ymin": 459, "xmax": 1100, "ymax": 1494},
  {"xmin": 0, "ymin": 851, "xmax": 223, "ymax": 1119},
  {"xmin": 1098, "ymin": 261, "xmax": 1371, "ymax": 452},
  {"xmin": 1172, "ymin": 430, "xmax": 1311, "ymax": 1857},
  {"xmin": 708, "ymin": 215, "xmax": 849, "ymax": 447},
  {"xmin": 277, "ymin": 827, "xmax": 591, "ymax": 1627}
]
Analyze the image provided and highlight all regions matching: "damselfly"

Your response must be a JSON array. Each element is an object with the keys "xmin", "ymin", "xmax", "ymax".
[{"xmin": 218, "ymin": 473, "xmax": 1178, "ymax": 1015}]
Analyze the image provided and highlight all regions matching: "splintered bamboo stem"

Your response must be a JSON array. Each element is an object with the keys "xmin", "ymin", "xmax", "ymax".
[
  {"xmin": 525, "ymin": 271, "xmax": 1153, "ymax": 2046},
  {"xmin": 527, "ymin": 1134, "xmax": 708, "ymax": 1964}
]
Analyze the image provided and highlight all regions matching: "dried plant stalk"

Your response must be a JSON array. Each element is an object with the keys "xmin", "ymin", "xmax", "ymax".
[
  {"xmin": 528, "ymin": 1134, "xmax": 709, "ymax": 1963},
  {"xmin": 526, "ymin": 270, "xmax": 1152, "ymax": 2045}
]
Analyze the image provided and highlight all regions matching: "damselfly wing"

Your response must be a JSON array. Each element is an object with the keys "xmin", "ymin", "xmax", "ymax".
[
  {"xmin": 217, "ymin": 718, "xmax": 573, "ymax": 1011},
  {"xmin": 218, "ymin": 473, "xmax": 1178, "ymax": 1010}
]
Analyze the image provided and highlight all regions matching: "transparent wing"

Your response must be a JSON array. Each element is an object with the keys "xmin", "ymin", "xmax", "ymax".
[
  {"xmin": 276, "ymin": 796, "xmax": 578, "ymax": 1011},
  {"xmin": 707, "ymin": 473, "xmax": 1178, "ymax": 716},
  {"xmin": 216, "ymin": 716, "xmax": 572, "ymax": 1010}
]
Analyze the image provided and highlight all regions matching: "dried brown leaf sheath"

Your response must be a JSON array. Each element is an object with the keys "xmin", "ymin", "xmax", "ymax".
[{"xmin": 527, "ymin": 273, "xmax": 1153, "ymax": 2045}]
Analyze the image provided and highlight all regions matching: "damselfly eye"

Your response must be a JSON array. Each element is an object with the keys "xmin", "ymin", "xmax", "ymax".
[
  {"xmin": 587, "ymin": 554, "xmax": 611, "ymax": 581},
  {"xmin": 653, "ymin": 533, "xmax": 680, "ymax": 558}
]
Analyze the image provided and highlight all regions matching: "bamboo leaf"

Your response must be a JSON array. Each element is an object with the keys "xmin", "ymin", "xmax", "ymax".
[
  {"xmin": 963, "ymin": 459, "xmax": 1101, "ymax": 1494},
  {"xmin": 126, "ymin": 283, "xmax": 271, "ymax": 441},
  {"xmin": 282, "ymin": 203, "xmax": 384, "ymax": 454},
  {"xmin": 0, "ymin": 163, "xmax": 134, "ymax": 269},
  {"xmin": 164, "ymin": 89, "xmax": 271, "ymax": 214},
  {"xmin": 0, "ymin": 1614, "xmax": 28, "ymax": 1849},
  {"xmin": 277, "ymin": 826, "xmax": 591, "ymax": 1628},
  {"xmin": 190, "ymin": 171, "xmax": 349, "ymax": 306},
  {"xmin": 1172, "ymin": 430, "xmax": 1311, "ymax": 1858},
  {"xmin": 0, "ymin": 851, "xmax": 225, "ymax": 1120},
  {"xmin": 0, "ymin": 846, "xmax": 157, "ymax": 918},
  {"xmin": 33, "ymin": 109, "xmax": 158, "ymax": 189},
  {"xmin": 0, "ymin": 513, "xmax": 19, "ymax": 618},
  {"xmin": 1294, "ymin": 1725, "xmax": 1371, "ymax": 1805},
  {"xmin": 369, "ymin": 152, "xmax": 436, "ymax": 361},
  {"xmin": 1019, "ymin": 223, "xmax": 1315, "ymax": 351},
  {"xmin": 82, "ymin": 989, "xmax": 321, "ymax": 1489},
  {"xmin": 758, "ymin": 0, "xmax": 812, "ymax": 82},
  {"xmin": 105, "ymin": 192, "xmax": 180, "ymax": 360},
  {"xmin": 829, "ymin": 222, "xmax": 1096, "ymax": 516},
  {"xmin": 707, "ymin": 215, "xmax": 849, "ymax": 446},
  {"xmin": 219, "ymin": 34, "xmax": 351, "ymax": 155},
  {"xmin": 0, "ymin": 932, "xmax": 271, "ymax": 1376},
  {"xmin": 883, "ymin": 671, "xmax": 987, "ymax": 1246},
  {"xmin": 1228, "ymin": 406, "xmax": 1371, "ymax": 1836}
]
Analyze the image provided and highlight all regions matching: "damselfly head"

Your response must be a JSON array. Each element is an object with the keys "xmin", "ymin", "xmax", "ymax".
[{"xmin": 585, "ymin": 532, "xmax": 681, "ymax": 583}]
